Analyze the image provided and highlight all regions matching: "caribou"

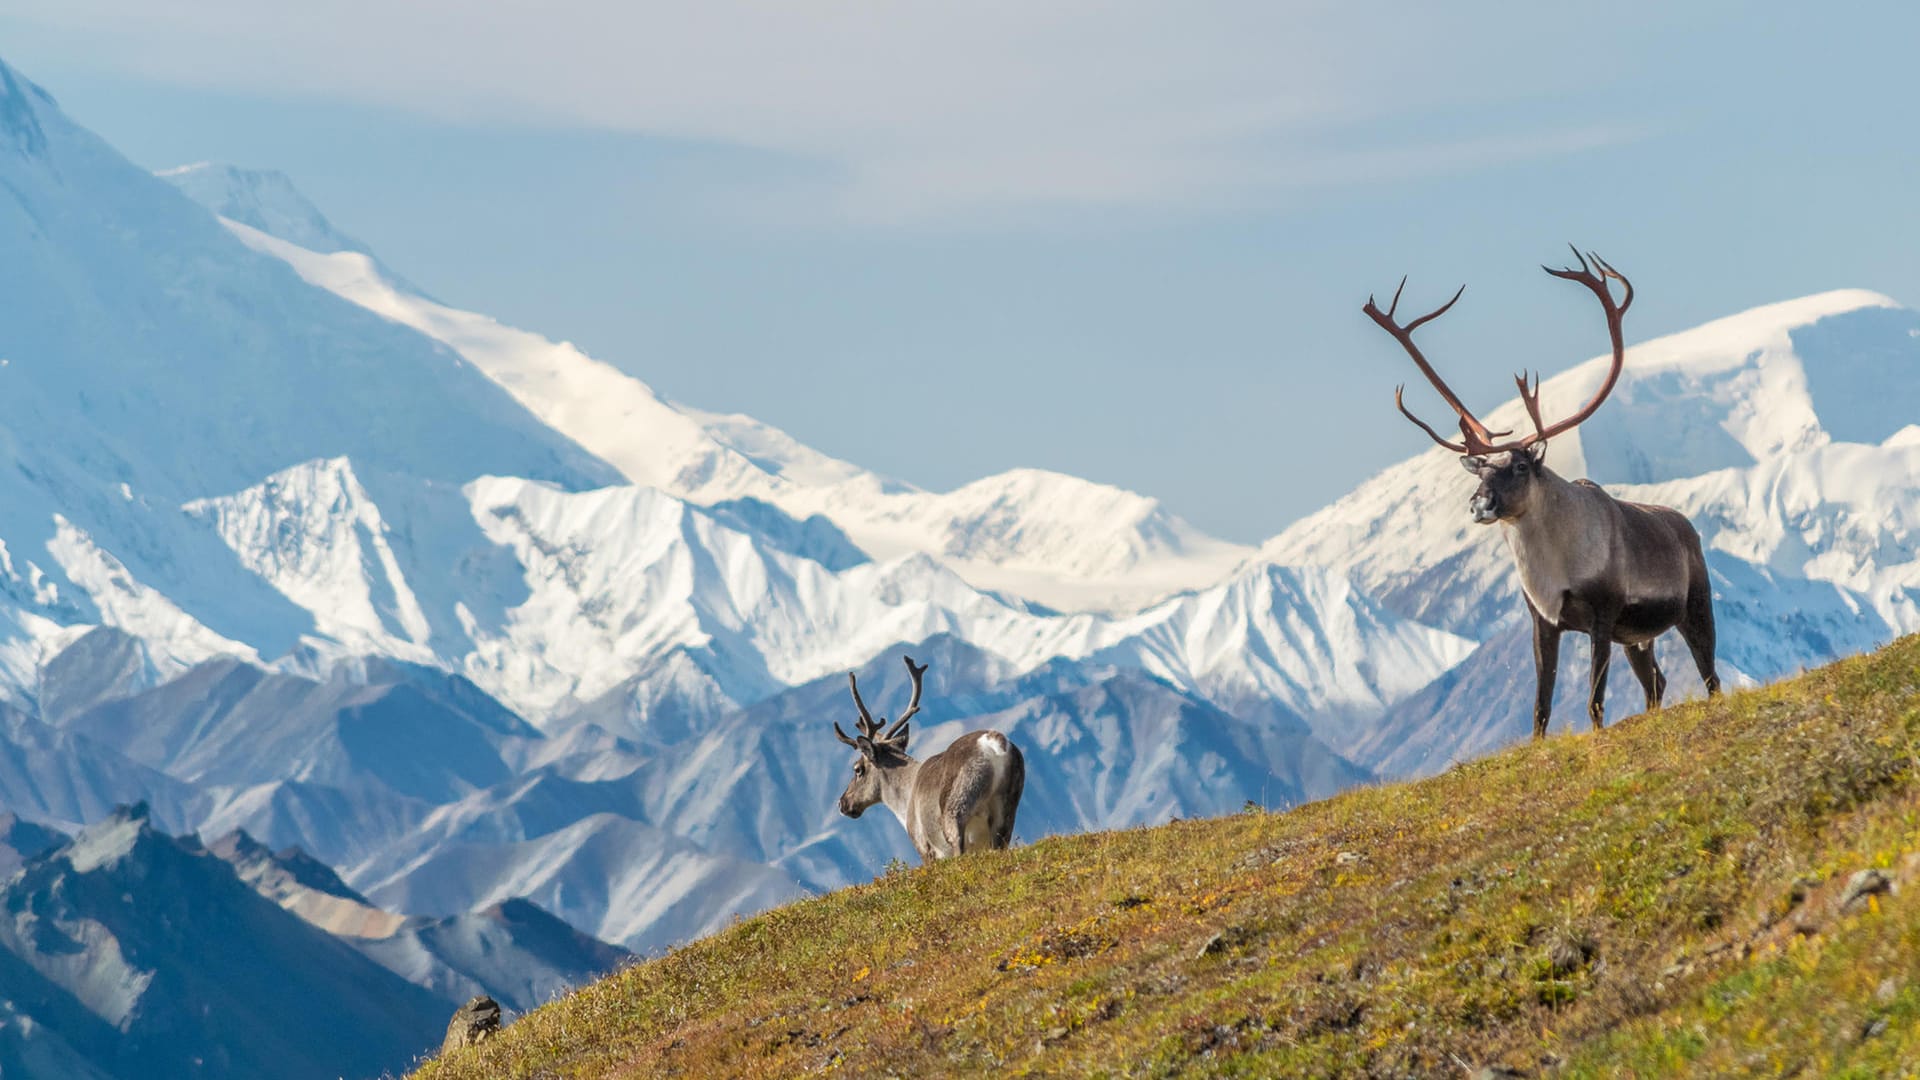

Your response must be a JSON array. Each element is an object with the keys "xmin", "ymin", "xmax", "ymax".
[
  {"xmin": 1363, "ymin": 247, "xmax": 1721, "ymax": 738},
  {"xmin": 831, "ymin": 656, "xmax": 1025, "ymax": 862}
]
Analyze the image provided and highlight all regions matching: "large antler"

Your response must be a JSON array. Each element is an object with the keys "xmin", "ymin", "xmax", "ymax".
[
  {"xmin": 1364, "ymin": 246, "xmax": 1633, "ymax": 455},
  {"xmin": 834, "ymin": 655, "xmax": 931, "ymax": 747},
  {"xmin": 1513, "ymin": 246, "xmax": 1633, "ymax": 446},
  {"xmin": 834, "ymin": 670, "xmax": 883, "ymax": 747},
  {"xmin": 884, "ymin": 656, "xmax": 928, "ymax": 738},
  {"xmin": 1362, "ymin": 278, "xmax": 1512, "ymax": 456}
]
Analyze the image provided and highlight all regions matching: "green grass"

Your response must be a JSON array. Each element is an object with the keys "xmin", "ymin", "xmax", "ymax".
[{"xmin": 417, "ymin": 636, "xmax": 1920, "ymax": 1078}]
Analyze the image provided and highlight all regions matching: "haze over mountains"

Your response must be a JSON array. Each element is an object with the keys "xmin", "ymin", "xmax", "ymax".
[{"xmin": 0, "ymin": 53, "xmax": 1915, "ymax": 1076}]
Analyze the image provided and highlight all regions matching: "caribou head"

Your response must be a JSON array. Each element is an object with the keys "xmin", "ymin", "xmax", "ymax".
[
  {"xmin": 1462, "ymin": 444, "xmax": 1549, "ymax": 525},
  {"xmin": 832, "ymin": 656, "xmax": 927, "ymax": 819}
]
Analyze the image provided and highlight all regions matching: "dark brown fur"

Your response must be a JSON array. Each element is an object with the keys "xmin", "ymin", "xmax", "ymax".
[{"xmin": 1469, "ymin": 452, "xmax": 1721, "ymax": 736}]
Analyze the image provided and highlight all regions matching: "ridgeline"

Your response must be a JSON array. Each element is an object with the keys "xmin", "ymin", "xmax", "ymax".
[{"xmin": 418, "ymin": 636, "xmax": 1920, "ymax": 1078}]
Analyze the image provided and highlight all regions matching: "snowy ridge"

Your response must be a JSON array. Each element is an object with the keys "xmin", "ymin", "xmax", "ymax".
[
  {"xmin": 184, "ymin": 457, "xmax": 435, "ymax": 662},
  {"xmin": 218, "ymin": 219, "xmax": 1251, "ymax": 614},
  {"xmin": 157, "ymin": 162, "xmax": 373, "ymax": 257},
  {"xmin": 463, "ymin": 476, "xmax": 1472, "ymax": 727},
  {"xmin": 46, "ymin": 516, "xmax": 260, "ymax": 678},
  {"xmin": 136, "ymin": 457, "xmax": 1463, "ymax": 734},
  {"xmin": 0, "ymin": 54, "xmax": 621, "ymax": 717}
]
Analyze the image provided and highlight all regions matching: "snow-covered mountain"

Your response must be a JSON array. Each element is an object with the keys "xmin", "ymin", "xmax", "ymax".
[
  {"xmin": 211, "ymin": 215, "xmax": 1252, "ymax": 615},
  {"xmin": 0, "ymin": 55, "xmax": 619, "ymax": 703},
  {"xmin": 156, "ymin": 162, "xmax": 374, "ymax": 258}
]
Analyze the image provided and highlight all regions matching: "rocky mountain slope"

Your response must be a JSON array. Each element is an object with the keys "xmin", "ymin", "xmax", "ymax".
[
  {"xmin": 0, "ymin": 804, "xmax": 634, "ymax": 1078},
  {"xmin": 0, "ymin": 805, "xmax": 450, "ymax": 1079}
]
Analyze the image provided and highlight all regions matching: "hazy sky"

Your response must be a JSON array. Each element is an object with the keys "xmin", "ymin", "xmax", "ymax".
[{"xmin": 4, "ymin": 3, "xmax": 1917, "ymax": 542}]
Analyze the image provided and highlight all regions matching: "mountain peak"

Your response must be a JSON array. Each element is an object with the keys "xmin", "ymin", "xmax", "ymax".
[
  {"xmin": 0, "ymin": 58, "xmax": 52, "ymax": 157},
  {"xmin": 62, "ymin": 802, "xmax": 155, "ymax": 872},
  {"xmin": 159, "ymin": 161, "xmax": 372, "ymax": 256}
]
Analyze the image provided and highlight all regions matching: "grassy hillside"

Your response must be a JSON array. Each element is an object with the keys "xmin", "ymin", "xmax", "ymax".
[{"xmin": 417, "ymin": 637, "xmax": 1920, "ymax": 1078}]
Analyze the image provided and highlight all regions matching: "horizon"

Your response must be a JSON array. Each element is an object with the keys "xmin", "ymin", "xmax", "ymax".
[{"xmin": 3, "ymin": 5, "xmax": 1917, "ymax": 542}]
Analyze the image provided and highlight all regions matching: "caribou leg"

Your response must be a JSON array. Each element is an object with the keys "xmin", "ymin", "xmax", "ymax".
[
  {"xmin": 1680, "ymin": 585, "xmax": 1721, "ymax": 697},
  {"xmin": 993, "ymin": 756, "xmax": 1024, "ymax": 849},
  {"xmin": 1624, "ymin": 642, "xmax": 1665, "ymax": 712},
  {"xmin": 1529, "ymin": 606, "xmax": 1561, "ymax": 740},
  {"xmin": 1586, "ymin": 615, "xmax": 1616, "ymax": 731},
  {"xmin": 944, "ymin": 810, "xmax": 971, "ymax": 857}
]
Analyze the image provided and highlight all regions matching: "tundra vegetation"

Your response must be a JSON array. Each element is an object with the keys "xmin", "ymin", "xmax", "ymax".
[{"xmin": 419, "ymin": 633, "xmax": 1920, "ymax": 1078}]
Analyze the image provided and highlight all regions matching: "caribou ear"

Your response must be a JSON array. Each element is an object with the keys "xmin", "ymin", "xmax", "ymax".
[
  {"xmin": 1528, "ymin": 442, "xmax": 1548, "ymax": 463},
  {"xmin": 1460, "ymin": 455, "xmax": 1487, "ymax": 474},
  {"xmin": 855, "ymin": 735, "xmax": 876, "ymax": 759},
  {"xmin": 879, "ymin": 723, "xmax": 910, "ymax": 752}
]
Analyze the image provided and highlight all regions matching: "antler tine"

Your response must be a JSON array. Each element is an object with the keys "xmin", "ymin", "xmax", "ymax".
[
  {"xmin": 1394, "ymin": 385, "xmax": 1468, "ymax": 453},
  {"xmin": 1588, "ymin": 252, "xmax": 1633, "ymax": 314},
  {"xmin": 832, "ymin": 721, "xmax": 861, "ymax": 748},
  {"xmin": 1513, "ymin": 370, "xmax": 1547, "ymax": 440},
  {"xmin": 1523, "ymin": 246, "xmax": 1633, "ymax": 447},
  {"xmin": 847, "ymin": 672, "xmax": 880, "ymax": 738},
  {"xmin": 1543, "ymin": 245, "xmax": 1628, "ymax": 312},
  {"xmin": 1365, "ymin": 280, "xmax": 1502, "ymax": 454},
  {"xmin": 1384, "ymin": 275, "xmax": 1408, "ymax": 319},
  {"xmin": 1403, "ymin": 282, "xmax": 1466, "ymax": 333},
  {"xmin": 884, "ymin": 656, "xmax": 929, "ymax": 738}
]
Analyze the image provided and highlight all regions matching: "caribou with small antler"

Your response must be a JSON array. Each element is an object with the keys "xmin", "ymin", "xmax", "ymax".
[
  {"xmin": 1364, "ymin": 247, "xmax": 1721, "ymax": 738},
  {"xmin": 832, "ymin": 655, "xmax": 1025, "ymax": 862}
]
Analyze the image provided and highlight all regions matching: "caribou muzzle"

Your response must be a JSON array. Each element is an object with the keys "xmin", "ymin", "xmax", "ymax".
[{"xmin": 1469, "ymin": 490, "xmax": 1499, "ymax": 524}]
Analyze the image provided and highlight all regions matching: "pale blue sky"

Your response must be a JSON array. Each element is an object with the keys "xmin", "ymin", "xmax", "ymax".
[{"xmin": 4, "ymin": 3, "xmax": 1917, "ymax": 542}]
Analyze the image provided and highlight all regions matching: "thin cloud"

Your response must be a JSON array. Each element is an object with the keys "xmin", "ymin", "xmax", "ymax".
[{"xmin": 9, "ymin": 1, "xmax": 1673, "ymax": 217}]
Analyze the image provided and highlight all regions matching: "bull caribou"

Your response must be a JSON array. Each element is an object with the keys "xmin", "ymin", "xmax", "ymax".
[
  {"xmin": 1363, "ymin": 247, "xmax": 1721, "ymax": 738},
  {"xmin": 831, "ymin": 656, "xmax": 1025, "ymax": 861}
]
